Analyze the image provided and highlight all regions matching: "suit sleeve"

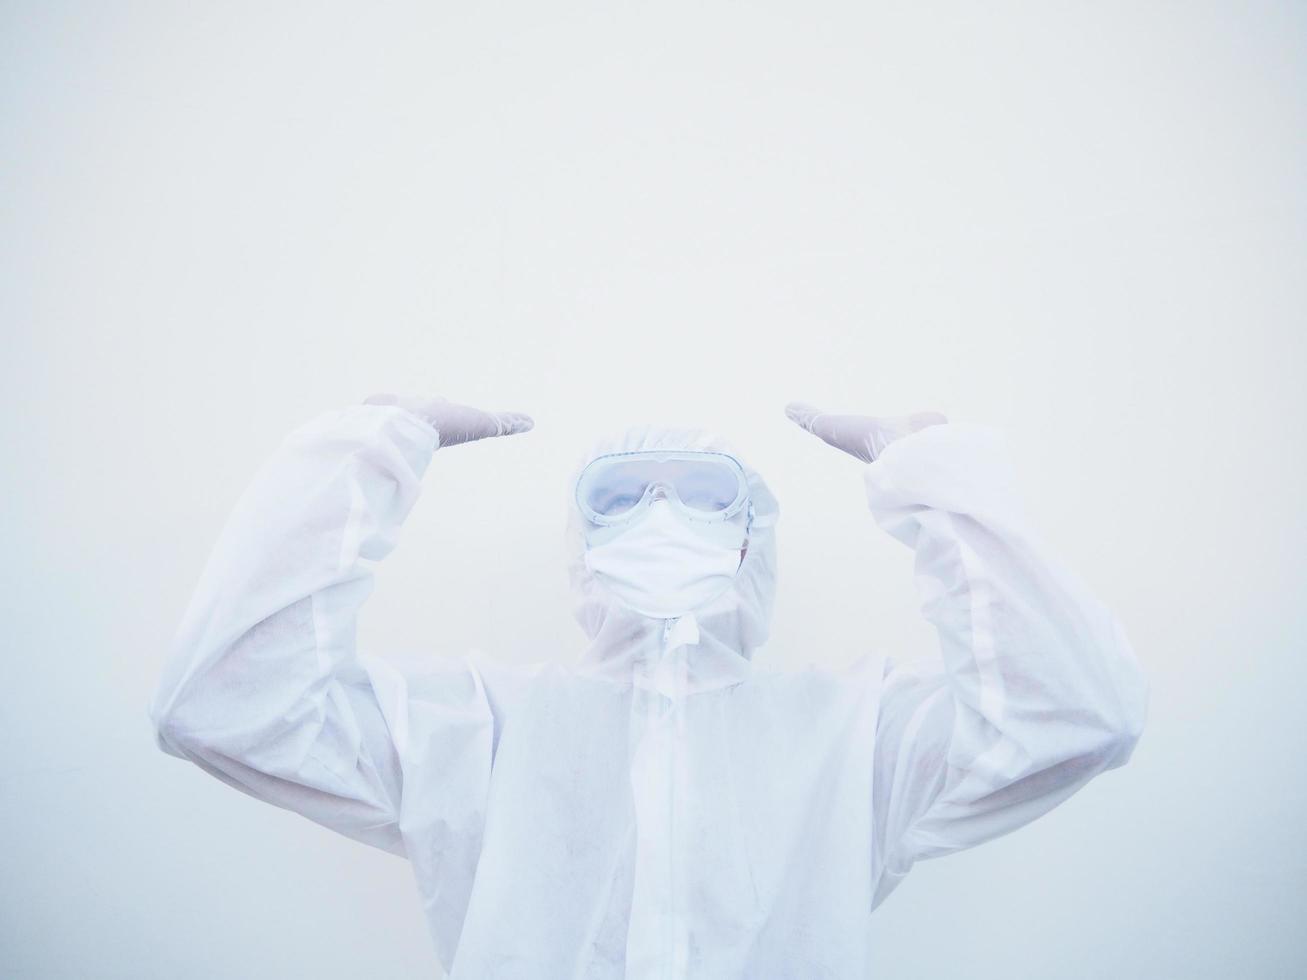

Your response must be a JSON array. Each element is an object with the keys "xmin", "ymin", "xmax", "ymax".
[
  {"xmin": 867, "ymin": 423, "xmax": 1148, "ymax": 910},
  {"xmin": 149, "ymin": 404, "xmax": 494, "ymax": 858}
]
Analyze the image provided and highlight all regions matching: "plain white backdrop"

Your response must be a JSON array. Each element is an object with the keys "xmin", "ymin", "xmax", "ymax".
[{"xmin": 3, "ymin": 2, "xmax": 1304, "ymax": 977}]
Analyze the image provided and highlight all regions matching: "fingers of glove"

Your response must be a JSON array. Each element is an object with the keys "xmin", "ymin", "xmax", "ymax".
[
  {"xmin": 489, "ymin": 411, "xmax": 534, "ymax": 437},
  {"xmin": 363, "ymin": 394, "xmax": 533, "ymax": 447},
  {"xmin": 426, "ymin": 401, "xmax": 532, "ymax": 446},
  {"xmin": 784, "ymin": 401, "xmax": 824, "ymax": 432},
  {"xmin": 785, "ymin": 402, "xmax": 947, "ymax": 462},
  {"xmin": 785, "ymin": 402, "xmax": 877, "ymax": 462},
  {"xmin": 814, "ymin": 414, "xmax": 879, "ymax": 463}
]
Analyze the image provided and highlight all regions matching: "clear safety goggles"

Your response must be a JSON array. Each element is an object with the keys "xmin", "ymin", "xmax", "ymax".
[{"xmin": 575, "ymin": 450, "xmax": 753, "ymax": 528}]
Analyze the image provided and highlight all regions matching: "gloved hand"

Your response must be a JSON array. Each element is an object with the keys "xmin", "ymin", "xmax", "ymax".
[
  {"xmin": 785, "ymin": 401, "xmax": 947, "ymax": 463},
  {"xmin": 364, "ymin": 394, "xmax": 534, "ymax": 448}
]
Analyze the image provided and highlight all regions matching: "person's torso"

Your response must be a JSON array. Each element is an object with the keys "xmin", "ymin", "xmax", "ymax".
[{"xmin": 415, "ymin": 653, "xmax": 887, "ymax": 979}]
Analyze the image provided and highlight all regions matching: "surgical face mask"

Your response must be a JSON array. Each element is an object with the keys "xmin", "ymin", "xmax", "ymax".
[{"xmin": 584, "ymin": 498, "xmax": 746, "ymax": 620}]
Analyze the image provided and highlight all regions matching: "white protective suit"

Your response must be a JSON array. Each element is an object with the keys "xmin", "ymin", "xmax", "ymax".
[{"xmin": 150, "ymin": 403, "xmax": 1149, "ymax": 978}]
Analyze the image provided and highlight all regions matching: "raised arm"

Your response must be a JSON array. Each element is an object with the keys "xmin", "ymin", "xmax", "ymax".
[
  {"xmin": 785, "ymin": 403, "xmax": 1149, "ymax": 911},
  {"xmin": 149, "ymin": 396, "xmax": 532, "ymax": 855}
]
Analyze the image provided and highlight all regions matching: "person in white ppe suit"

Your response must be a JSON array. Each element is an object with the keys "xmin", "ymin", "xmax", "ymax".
[{"xmin": 150, "ymin": 394, "xmax": 1148, "ymax": 978}]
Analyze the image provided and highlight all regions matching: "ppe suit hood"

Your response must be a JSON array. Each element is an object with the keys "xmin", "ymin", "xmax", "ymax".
[{"xmin": 564, "ymin": 424, "xmax": 779, "ymax": 696}]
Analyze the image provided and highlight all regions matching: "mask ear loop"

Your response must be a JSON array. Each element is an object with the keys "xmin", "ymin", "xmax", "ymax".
[
  {"xmin": 747, "ymin": 500, "xmax": 777, "ymax": 529},
  {"xmin": 738, "ymin": 487, "xmax": 779, "ymax": 567},
  {"xmin": 737, "ymin": 501, "xmax": 755, "ymax": 566}
]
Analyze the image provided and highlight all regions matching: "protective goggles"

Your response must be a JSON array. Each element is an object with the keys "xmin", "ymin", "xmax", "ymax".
[{"xmin": 575, "ymin": 450, "xmax": 752, "ymax": 528}]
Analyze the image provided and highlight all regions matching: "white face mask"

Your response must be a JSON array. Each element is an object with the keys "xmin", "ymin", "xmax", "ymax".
[{"xmin": 584, "ymin": 499, "xmax": 745, "ymax": 619}]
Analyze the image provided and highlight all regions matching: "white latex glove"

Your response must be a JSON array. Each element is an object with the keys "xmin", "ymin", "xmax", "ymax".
[
  {"xmin": 364, "ymin": 393, "xmax": 534, "ymax": 448},
  {"xmin": 785, "ymin": 401, "xmax": 947, "ymax": 463}
]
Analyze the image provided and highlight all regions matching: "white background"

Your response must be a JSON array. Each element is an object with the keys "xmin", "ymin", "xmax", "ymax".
[{"xmin": 3, "ymin": 2, "xmax": 1304, "ymax": 977}]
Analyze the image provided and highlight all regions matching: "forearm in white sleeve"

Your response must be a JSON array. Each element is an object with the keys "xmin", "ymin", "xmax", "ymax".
[
  {"xmin": 867, "ymin": 423, "xmax": 1149, "ymax": 903},
  {"xmin": 149, "ymin": 404, "xmax": 441, "ymax": 856}
]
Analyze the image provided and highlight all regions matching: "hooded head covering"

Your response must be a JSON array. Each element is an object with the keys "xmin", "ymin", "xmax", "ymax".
[{"xmin": 563, "ymin": 424, "xmax": 780, "ymax": 696}]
